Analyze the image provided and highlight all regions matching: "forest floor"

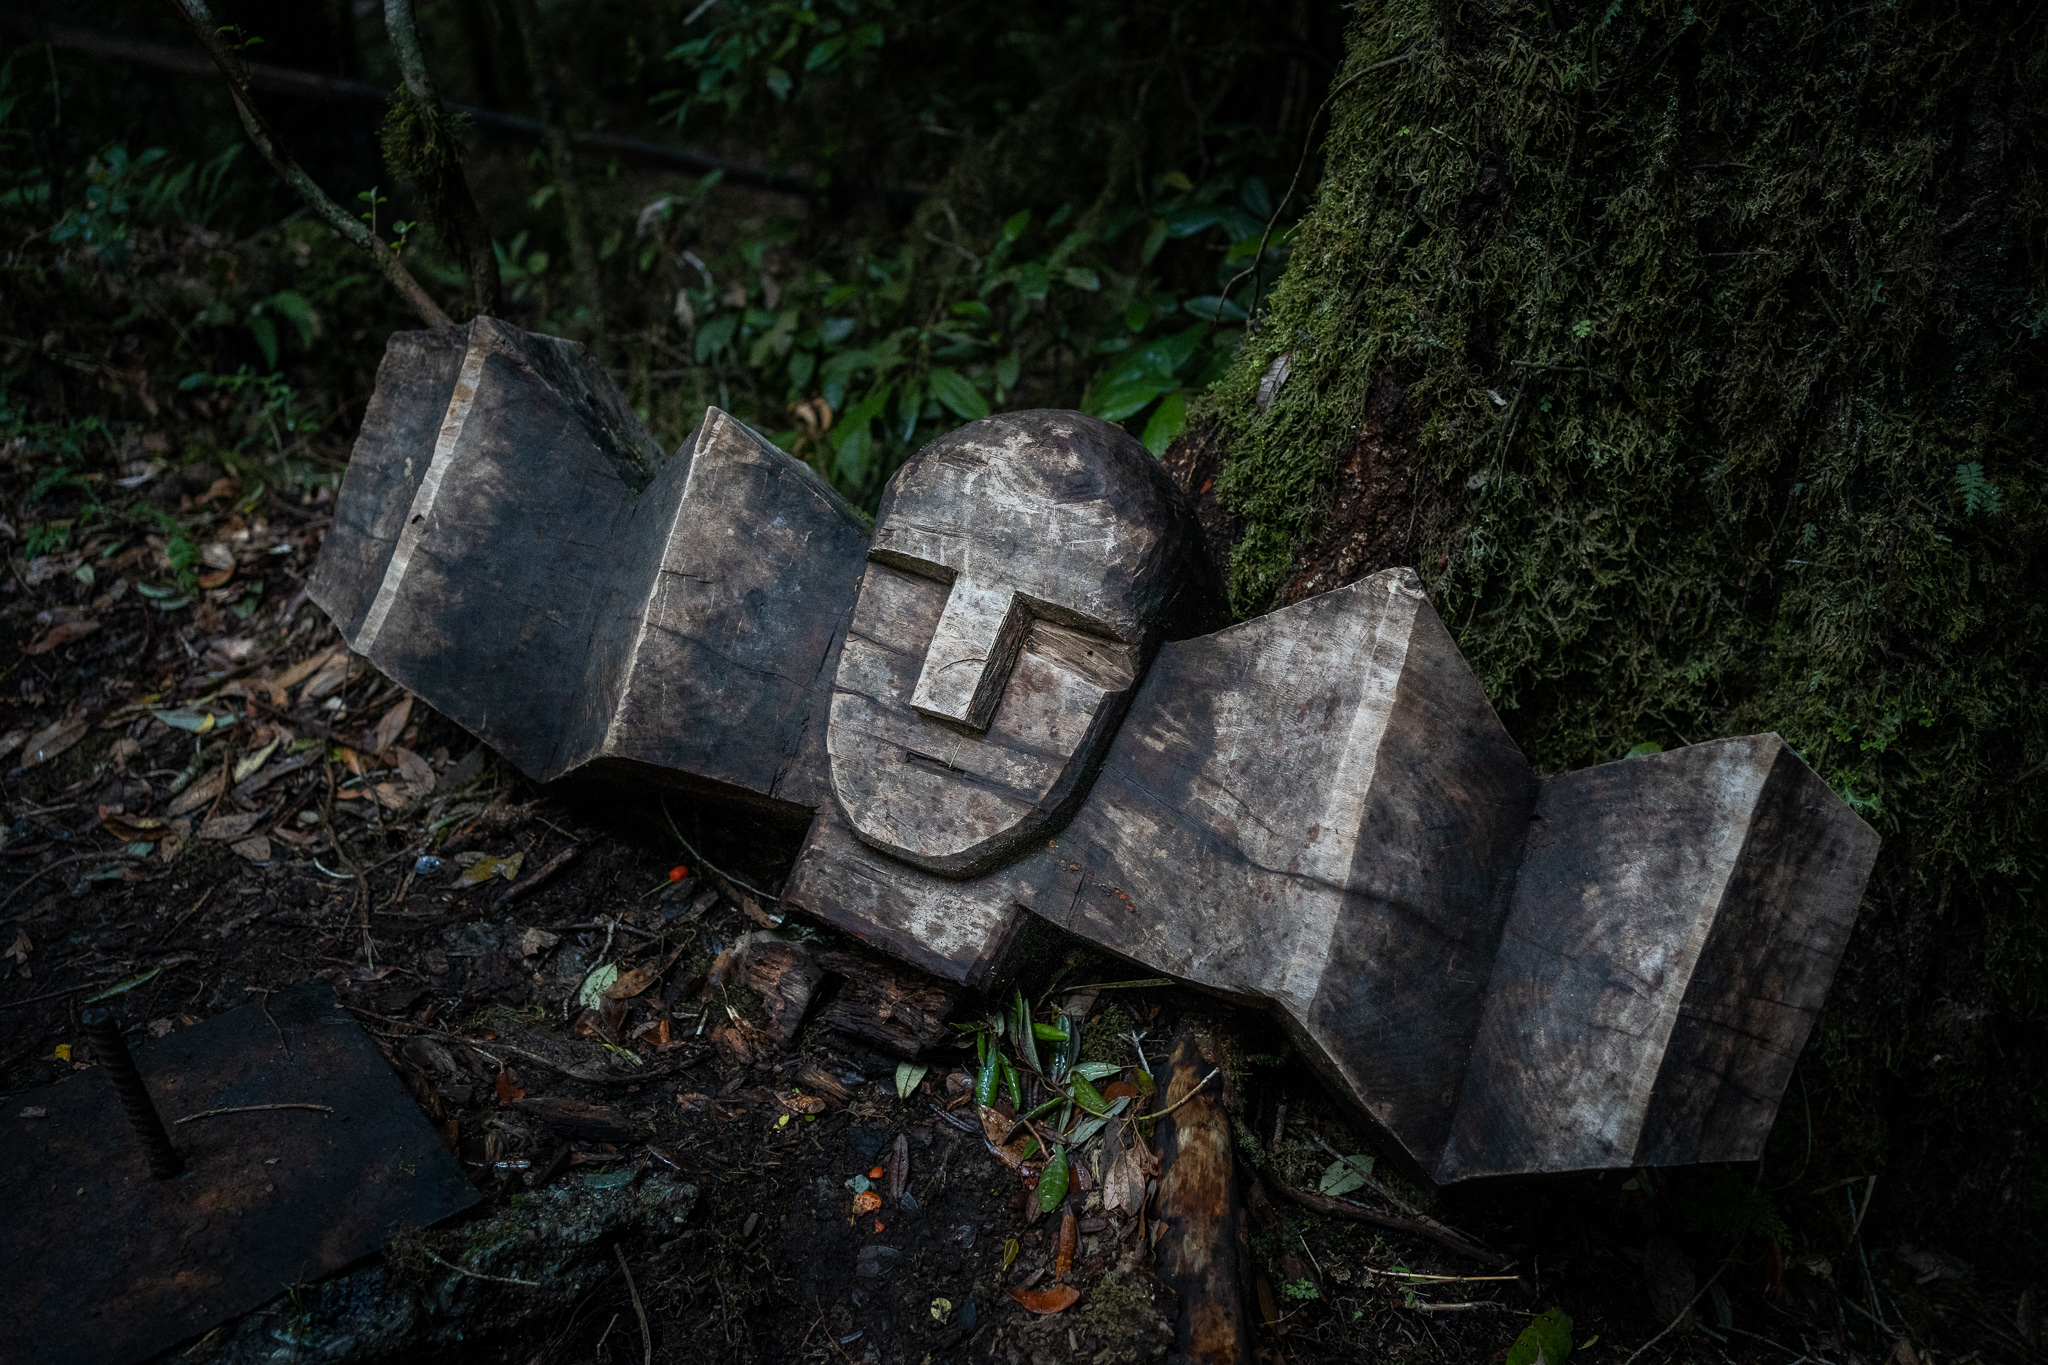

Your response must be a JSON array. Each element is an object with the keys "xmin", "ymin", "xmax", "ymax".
[{"xmin": 0, "ymin": 377, "xmax": 2024, "ymax": 1365}]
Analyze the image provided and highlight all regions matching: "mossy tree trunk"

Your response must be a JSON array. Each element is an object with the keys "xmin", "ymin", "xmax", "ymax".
[{"xmin": 1192, "ymin": 0, "xmax": 2045, "ymax": 1255}]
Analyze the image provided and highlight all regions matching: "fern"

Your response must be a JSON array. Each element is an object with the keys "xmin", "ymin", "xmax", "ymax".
[{"xmin": 1956, "ymin": 461, "xmax": 2003, "ymax": 515}]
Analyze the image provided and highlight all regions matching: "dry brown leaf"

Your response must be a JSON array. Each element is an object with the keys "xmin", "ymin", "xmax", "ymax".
[
  {"xmin": 779, "ymin": 1092, "xmax": 828, "ymax": 1115},
  {"xmin": 16, "ymin": 716, "xmax": 87, "ymax": 770},
  {"xmin": 853, "ymin": 1190, "xmax": 882, "ymax": 1215},
  {"xmin": 1055, "ymin": 1211, "xmax": 1076, "ymax": 1281},
  {"xmin": 494, "ymin": 1067, "xmax": 525, "ymax": 1105},
  {"xmin": 165, "ymin": 771, "xmax": 226, "ymax": 817},
  {"xmin": 887, "ymin": 1132, "xmax": 909, "ymax": 1205},
  {"xmin": 603, "ymin": 965, "xmax": 661, "ymax": 999},
  {"xmin": 23, "ymin": 619, "xmax": 100, "ymax": 655},
  {"xmin": 1007, "ymin": 1286, "xmax": 1080, "ymax": 1315},
  {"xmin": 458, "ymin": 851, "xmax": 524, "ymax": 884},
  {"xmin": 1103, "ymin": 1146, "xmax": 1147, "ymax": 1214},
  {"xmin": 228, "ymin": 834, "xmax": 272, "ymax": 864},
  {"xmin": 978, "ymin": 1105, "xmax": 1038, "ymax": 1172},
  {"xmin": 372, "ymin": 782, "xmax": 405, "ymax": 809},
  {"xmin": 198, "ymin": 812, "xmax": 263, "ymax": 842},
  {"xmin": 300, "ymin": 651, "xmax": 352, "ymax": 701},
  {"xmin": 372, "ymin": 695, "xmax": 414, "ymax": 755},
  {"xmin": 272, "ymin": 648, "xmax": 338, "ymax": 692},
  {"xmin": 197, "ymin": 567, "xmax": 233, "ymax": 590},
  {"xmin": 393, "ymin": 746, "xmax": 436, "ymax": 797}
]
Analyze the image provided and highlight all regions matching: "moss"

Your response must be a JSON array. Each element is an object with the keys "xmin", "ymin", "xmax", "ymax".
[{"xmin": 1209, "ymin": 0, "xmax": 2047, "ymax": 1253}]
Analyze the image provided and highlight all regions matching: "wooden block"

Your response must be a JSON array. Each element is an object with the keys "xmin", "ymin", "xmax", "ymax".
[
  {"xmin": 1436, "ymin": 736, "xmax": 1878, "ymax": 1180},
  {"xmin": 310, "ymin": 320, "xmax": 866, "ymax": 814},
  {"xmin": 1024, "ymin": 568, "xmax": 1539, "ymax": 1170}
]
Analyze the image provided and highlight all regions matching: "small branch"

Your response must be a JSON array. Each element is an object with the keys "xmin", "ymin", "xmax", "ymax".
[
  {"xmin": 382, "ymin": 0, "xmax": 501, "ymax": 314},
  {"xmin": 1132, "ymin": 1066, "xmax": 1218, "ymax": 1121},
  {"xmin": 422, "ymin": 1247, "xmax": 541, "ymax": 1288},
  {"xmin": 175, "ymin": 1102, "xmax": 334, "ymax": 1124},
  {"xmin": 165, "ymin": 0, "xmax": 454, "ymax": 327},
  {"xmin": 1266, "ymin": 1178, "xmax": 1509, "ymax": 1268},
  {"xmin": 1620, "ymin": 1254, "xmax": 1731, "ymax": 1365},
  {"xmin": 0, "ymin": 851, "xmax": 145, "ymax": 916},
  {"xmin": 615, "ymin": 1245, "xmax": 653, "ymax": 1365}
]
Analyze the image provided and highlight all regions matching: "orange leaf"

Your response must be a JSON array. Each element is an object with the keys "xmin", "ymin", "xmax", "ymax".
[
  {"xmin": 197, "ymin": 567, "xmax": 234, "ymax": 590},
  {"xmin": 868, "ymin": 1166, "xmax": 885, "ymax": 1180},
  {"xmin": 24, "ymin": 620, "xmax": 100, "ymax": 656},
  {"xmin": 853, "ymin": 1190, "xmax": 882, "ymax": 1214},
  {"xmin": 494, "ymin": 1067, "xmax": 525, "ymax": 1105},
  {"xmin": 1056, "ymin": 1210, "xmax": 1077, "ymax": 1281},
  {"xmin": 1007, "ymin": 1286, "xmax": 1080, "ymax": 1315}
]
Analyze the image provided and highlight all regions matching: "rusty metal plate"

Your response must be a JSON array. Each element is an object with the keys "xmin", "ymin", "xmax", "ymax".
[{"xmin": 0, "ymin": 981, "xmax": 480, "ymax": 1365}]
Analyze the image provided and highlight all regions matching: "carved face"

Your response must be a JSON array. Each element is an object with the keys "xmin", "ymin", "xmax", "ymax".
[{"xmin": 826, "ymin": 410, "xmax": 1206, "ymax": 877}]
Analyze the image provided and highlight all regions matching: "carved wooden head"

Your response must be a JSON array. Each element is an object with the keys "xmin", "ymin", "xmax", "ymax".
[{"xmin": 827, "ymin": 410, "xmax": 1215, "ymax": 878}]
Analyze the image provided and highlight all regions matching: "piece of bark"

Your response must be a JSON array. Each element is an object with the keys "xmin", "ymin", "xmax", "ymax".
[
  {"xmin": 1151, "ymin": 1022, "xmax": 1251, "ymax": 1365},
  {"xmin": 813, "ymin": 949, "xmax": 959, "ymax": 1057},
  {"xmin": 511, "ymin": 1095, "xmax": 640, "ymax": 1142},
  {"xmin": 496, "ymin": 843, "xmax": 582, "ymax": 906},
  {"xmin": 743, "ymin": 939, "xmax": 824, "ymax": 1047}
]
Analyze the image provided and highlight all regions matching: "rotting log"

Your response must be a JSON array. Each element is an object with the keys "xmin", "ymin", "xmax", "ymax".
[{"xmin": 1151, "ymin": 1021, "xmax": 1252, "ymax": 1365}]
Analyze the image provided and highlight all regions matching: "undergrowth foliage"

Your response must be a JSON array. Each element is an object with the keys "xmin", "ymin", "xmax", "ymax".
[{"xmin": 1210, "ymin": 0, "xmax": 2046, "ymax": 1247}]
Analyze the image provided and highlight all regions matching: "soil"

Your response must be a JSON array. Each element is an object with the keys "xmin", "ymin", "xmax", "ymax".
[{"xmin": 2, "ymin": 433, "xmax": 2026, "ymax": 1365}]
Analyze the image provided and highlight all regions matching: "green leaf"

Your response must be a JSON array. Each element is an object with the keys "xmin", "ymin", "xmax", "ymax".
[
  {"xmin": 247, "ymin": 313, "xmax": 279, "ymax": 370},
  {"xmin": 895, "ymin": 1060, "xmax": 930, "ymax": 1099},
  {"xmin": 928, "ymin": 367, "xmax": 990, "ymax": 421},
  {"xmin": 1141, "ymin": 391, "xmax": 1188, "ymax": 455},
  {"xmin": 1011, "ymin": 988, "xmax": 1041, "ymax": 1074},
  {"xmin": 1073, "ymin": 1061, "xmax": 1121, "ymax": 1082},
  {"xmin": 1506, "ymin": 1307, "xmax": 1573, "ymax": 1365},
  {"xmin": 694, "ymin": 313, "xmax": 737, "ymax": 361},
  {"xmin": 765, "ymin": 66, "xmax": 792, "ymax": 100},
  {"xmin": 1087, "ymin": 375, "xmax": 1177, "ymax": 423},
  {"xmin": 1035, "ymin": 1146, "xmax": 1070, "ymax": 1212},
  {"xmin": 1032, "ymin": 1022, "xmax": 1070, "ymax": 1042},
  {"xmin": 1061, "ymin": 266, "xmax": 1101, "ymax": 291},
  {"xmin": 578, "ymin": 963, "xmax": 620, "ymax": 1010},
  {"xmin": 1068, "ymin": 1071, "xmax": 1112, "ymax": 1115},
  {"xmin": 84, "ymin": 965, "xmax": 166, "ymax": 1004},
  {"xmin": 1624, "ymin": 741, "xmax": 1664, "ymax": 759},
  {"xmin": 1317, "ymin": 1155, "xmax": 1371, "ymax": 1198},
  {"xmin": 1002, "ymin": 209, "xmax": 1031, "ymax": 242}
]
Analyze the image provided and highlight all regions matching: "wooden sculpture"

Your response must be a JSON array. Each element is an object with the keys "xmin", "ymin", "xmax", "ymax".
[{"xmin": 310, "ymin": 319, "xmax": 1881, "ymax": 1183}]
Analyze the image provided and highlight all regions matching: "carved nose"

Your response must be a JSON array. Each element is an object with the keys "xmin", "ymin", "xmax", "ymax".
[{"xmin": 911, "ymin": 577, "xmax": 1030, "ymax": 731}]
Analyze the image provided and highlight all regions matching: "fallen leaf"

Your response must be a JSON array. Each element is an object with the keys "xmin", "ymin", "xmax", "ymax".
[
  {"xmin": 854, "ymin": 1189, "xmax": 883, "ymax": 1214},
  {"xmin": 1035, "ymin": 1146, "xmax": 1071, "ymax": 1213},
  {"xmin": 23, "ymin": 619, "xmax": 100, "ymax": 655},
  {"xmin": 0, "ymin": 730, "xmax": 26, "ymax": 761},
  {"xmin": 1056, "ymin": 1210, "xmax": 1076, "ymax": 1280},
  {"xmin": 300, "ymin": 651, "xmax": 352, "ymax": 701},
  {"xmin": 165, "ymin": 772, "xmax": 226, "ymax": 817},
  {"xmin": 272, "ymin": 648, "xmax": 337, "ymax": 692},
  {"xmin": 1318, "ymin": 1154, "xmax": 1371, "ymax": 1198},
  {"xmin": 978, "ymin": 1104, "xmax": 1038, "ymax": 1172},
  {"xmin": 494, "ymin": 1067, "xmax": 525, "ymax": 1105},
  {"xmin": 516, "ymin": 928, "xmax": 561, "ymax": 958},
  {"xmin": 232, "ymin": 739, "xmax": 279, "ymax": 784},
  {"xmin": 393, "ymin": 746, "xmax": 436, "ymax": 797},
  {"xmin": 887, "ymin": 1133, "xmax": 910, "ymax": 1205},
  {"xmin": 17, "ymin": 716, "xmax": 87, "ymax": 770},
  {"xmin": 228, "ymin": 834, "xmax": 272, "ymax": 864},
  {"xmin": 459, "ymin": 851, "xmax": 525, "ymax": 884},
  {"xmin": 578, "ymin": 963, "xmax": 621, "ymax": 1009},
  {"xmin": 6, "ymin": 928, "xmax": 30, "ymax": 964},
  {"xmin": 895, "ymin": 1059, "xmax": 930, "ymax": 1099},
  {"xmin": 196, "ymin": 566, "xmax": 233, "ymax": 590},
  {"xmin": 200, "ymin": 541, "xmax": 236, "ymax": 571},
  {"xmin": 779, "ymin": 1092, "xmax": 827, "ymax": 1114},
  {"xmin": 197, "ymin": 812, "xmax": 263, "ymax": 841},
  {"xmin": 372, "ymin": 782, "xmax": 406, "ymax": 809},
  {"xmin": 1103, "ymin": 1147, "xmax": 1147, "ymax": 1214},
  {"xmin": 1007, "ymin": 1286, "xmax": 1080, "ymax": 1315},
  {"xmin": 603, "ymin": 964, "xmax": 661, "ymax": 999},
  {"xmin": 372, "ymin": 694, "xmax": 414, "ymax": 755},
  {"xmin": 152, "ymin": 708, "xmax": 231, "ymax": 734}
]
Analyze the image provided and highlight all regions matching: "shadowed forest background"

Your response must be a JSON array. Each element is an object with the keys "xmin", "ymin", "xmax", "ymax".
[{"xmin": 2, "ymin": 1, "xmax": 2043, "ymax": 1362}]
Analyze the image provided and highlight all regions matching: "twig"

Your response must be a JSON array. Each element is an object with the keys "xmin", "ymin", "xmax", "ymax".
[
  {"xmin": 658, "ymin": 798, "xmax": 780, "ymax": 903},
  {"xmin": 175, "ymin": 1102, "xmax": 333, "ymax": 1124},
  {"xmin": 155, "ymin": 885, "xmax": 216, "ymax": 942},
  {"xmin": 0, "ymin": 851, "xmax": 143, "ymax": 915},
  {"xmin": 422, "ymin": 1247, "xmax": 541, "ymax": 1288},
  {"xmin": 164, "ymin": 0, "xmax": 453, "ymax": 326},
  {"xmin": 615, "ymin": 1245, "xmax": 653, "ymax": 1365},
  {"xmin": 382, "ymin": 0, "xmax": 501, "ymax": 313},
  {"xmin": 1620, "ymin": 1253, "xmax": 1733, "ymax": 1365},
  {"xmin": 1266, "ymin": 1178, "xmax": 1508, "ymax": 1267},
  {"xmin": 1297, "ymin": 1125, "xmax": 1428, "ymax": 1220},
  {"xmin": 1131, "ymin": 1065, "xmax": 1218, "ymax": 1121},
  {"xmin": 339, "ymin": 1004, "xmax": 701, "ymax": 1087},
  {"xmin": 1404, "ymin": 1299, "xmax": 1508, "ymax": 1313},
  {"xmin": 1214, "ymin": 50, "xmax": 1416, "ymax": 324}
]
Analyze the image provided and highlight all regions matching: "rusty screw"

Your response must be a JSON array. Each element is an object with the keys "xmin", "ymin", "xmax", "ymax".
[{"xmin": 80, "ymin": 1007, "xmax": 183, "ymax": 1180}]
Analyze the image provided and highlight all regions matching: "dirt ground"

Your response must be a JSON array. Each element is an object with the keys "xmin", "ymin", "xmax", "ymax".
[{"xmin": 1, "ymin": 402, "xmax": 2028, "ymax": 1365}]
